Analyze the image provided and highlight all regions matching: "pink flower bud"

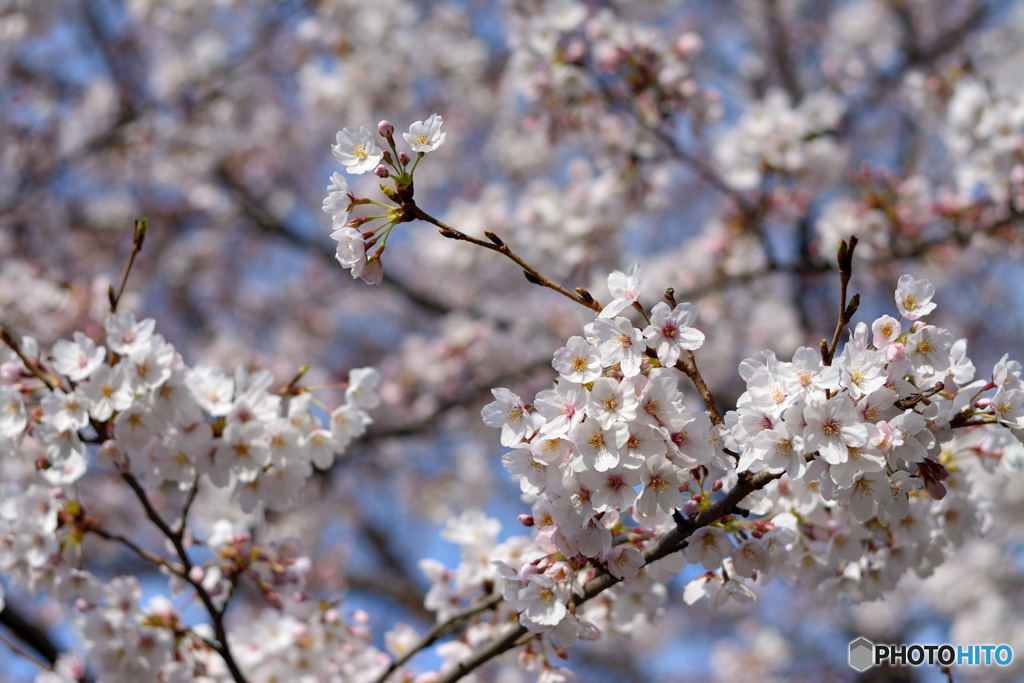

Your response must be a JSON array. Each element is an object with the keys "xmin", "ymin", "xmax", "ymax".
[
  {"xmin": 374, "ymin": 165, "xmax": 389, "ymax": 178},
  {"xmin": 188, "ymin": 566, "xmax": 205, "ymax": 583},
  {"xmin": 712, "ymin": 479, "xmax": 723, "ymax": 492},
  {"xmin": 398, "ymin": 151, "xmax": 410, "ymax": 165},
  {"xmin": 885, "ymin": 342, "xmax": 907, "ymax": 362},
  {"xmin": 360, "ymin": 257, "xmax": 384, "ymax": 286},
  {"xmin": 517, "ymin": 513, "xmax": 535, "ymax": 527},
  {"xmin": 682, "ymin": 498, "xmax": 700, "ymax": 516},
  {"xmin": 377, "ymin": 120, "xmax": 394, "ymax": 138}
]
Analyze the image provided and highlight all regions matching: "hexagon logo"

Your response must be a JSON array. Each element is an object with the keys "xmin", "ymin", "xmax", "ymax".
[{"xmin": 848, "ymin": 637, "xmax": 875, "ymax": 672}]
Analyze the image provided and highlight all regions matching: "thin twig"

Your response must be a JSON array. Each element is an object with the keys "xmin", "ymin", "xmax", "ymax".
[
  {"xmin": 0, "ymin": 631, "xmax": 54, "ymax": 673},
  {"xmin": 0, "ymin": 326, "xmax": 56, "ymax": 390},
  {"xmin": 108, "ymin": 219, "xmax": 147, "ymax": 314},
  {"xmin": 821, "ymin": 237, "xmax": 860, "ymax": 366},
  {"xmin": 120, "ymin": 472, "xmax": 249, "ymax": 683},
  {"xmin": 87, "ymin": 524, "xmax": 181, "ymax": 573},
  {"xmin": 409, "ymin": 204, "xmax": 601, "ymax": 313},
  {"xmin": 894, "ymin": 381, "xmax": 945, "ymax": 410}
]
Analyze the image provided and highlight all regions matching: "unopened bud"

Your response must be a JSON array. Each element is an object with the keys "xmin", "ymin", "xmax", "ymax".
[
  {"xmin": 398, "ymin": 151, "xmax": 410, "ymax": 165},
  {"xmin": 682, "ymin": 498, "xmax": 700, "ymax": 516},
  {"xmin": 524, "ymin": 270, "xmax": 542, "ymax": 285},
  {"xmin": 377, "ymin": 120, "xmax": 395, "ymax": 138},
  {"xmin": 347, "ymin": 216, "xmax": 375, "ymax": 229},
  {"xmin": 884, "ymin": 342, "xmax": 907, "ymax": 363},
  {"xmin": 517, "ymin": 514, "xmax": 535, "ymax": 527},
  {"xmin": 188, "ymin": 566, "xmax": 204, "ymax": 583},
  {"xmin": 712, "ymin": 479, "xmax": 723, "ymax": 492},
  {"xmin": 374, "ymin": 165, "xmax": 389, "ymax": 178}
]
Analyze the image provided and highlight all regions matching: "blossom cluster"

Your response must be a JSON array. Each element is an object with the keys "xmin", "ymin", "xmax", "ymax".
[
  {"xmin": 715, "ymin": 89, "xmax": 846, "ymax": 191},
  {"xmin": 323, "ymin": 115, "xmax": 447, "ymax": 285},
  {"xmin": 0, "ymin": 308, "xmax": 382, "ymax": 680},
  {"xmin": 1, "ymin": 311, "xmax": 379, "ymax": 510},
  {"xmin": 943, "ymin": 77, "xmax": 1024, "ymax": 207},
  {"xmin": 401, "ymin": 266, "xmax": 1024, "ymax": 677}
]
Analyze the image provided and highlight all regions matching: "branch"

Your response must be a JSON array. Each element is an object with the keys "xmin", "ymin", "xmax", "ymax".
[
  {"xmin": 409, "ymin": 204, "xmax": 602, "ymax": 313},
  {"xmin": 119, "ymin": 472, "xmax": 249, "ymax": 683},
  {"xmin": 434, "ymin": 470, "xmax": 783, "ymax": 682},
  {"xmin": 108, "ymin": 219, "xmax": 147, "ymax": 314},
  {"xmin": 894, "ymin": 381, "xmax": 945, "ymax": 410},
  {"xmin": 0, "ymin": 605, "xmax": 59, "ymax": 669},
  {"xmin": 676, "ymin": 350, "xmax": 725, "ymax": 426},
  {"xmin": 0, "ymin": 325, "xmax": 57, "ymax": 390},
  {"xmin": 762, "ymin": 0, "xmax": 803, "ymax": 102},
  {"xmin": 821, "ymin": 237, "xmax": 860, "ymax": 366},
  {"xmin": 372, "ymin": 594, "xmax": 503, "ymax": 683}
]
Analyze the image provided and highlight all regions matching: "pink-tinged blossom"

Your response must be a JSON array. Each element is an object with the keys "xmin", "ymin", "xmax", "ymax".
[
  {"xmin": 599, "ymin": 263, "xmax": 642, "ymax": 318},
  {"xmin": 571, "ymin": 419, "xmax": 627, "ymax": 471},
  {"xmin": 593, "ymin": 316, "xmax": 644, "ymax": 377},
  {"xmin": 587, "ymin": 377, "xmax": 638, "ymax": 429},
  {"xmin": 731, "ymin": 539, "xmax": 769, "ymax": 578},
  {"xmin": 605, "ymin": 544, "xmax": 644, "ymax": 580},
  {"xmin": 403, "ymin": 114, "xmax": 447, "ymax": 153},
  {"xmin": 580, "ymin": 465, "xmax": 640, "ymax": 512},
  {"xmin": 534, "ymin": 383, "xmax": 587, "ymax": 437},
  {"xmin": 802, "ymin": 395, "xmax": 871, "ymax": 465},
  {"xmin": 685, "ymin": 526, "xmax": 730, "ymax": 571},
  {"xmin": 332, "ymin": 126, "xmax": 384, "ymax": 174},
  {"xmin": 51, "ymin": 332, "xmax": 106, "ymax": 381},
  {"xmin": 871, "ymin": 315, "xmax": 902, "ymax": 349},
  {"xmin": 80, "ymin": 364, "xmax": 132, "ymax": 421},
  {"xmin": 321, "ymin": 172, "xmax": 350, "ymax": 229},
  {"xmin": 482, "ymin": 387, "xmax": 534, "ymax": 446},
  {"xmin": 895, "ymin": 274, "xmax": 937, "ymax": 320},
  {"xmin": 634, "ymin": 454, "xmax": 684, "ymax": 518},
  {"xmin": 105, "ymin": 312, "xmax": 155, "ymax": 356},
  {"xmin": 642, "ymin": 302, "xmax": 704, "ymax": 367},
  {"xmin": 552, "ymin": 336, "xmax": 602, "ymax": 383}
]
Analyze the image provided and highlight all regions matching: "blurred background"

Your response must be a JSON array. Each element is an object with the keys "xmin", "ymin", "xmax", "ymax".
[{"xmin": 2, "ymin": 0, "xmax": 1024, "ymax": 680}]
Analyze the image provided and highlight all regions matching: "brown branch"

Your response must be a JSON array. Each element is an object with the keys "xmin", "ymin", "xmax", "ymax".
[
  {"xmin": 1, "ymin": 605, "xmax": 60, "ymax": 671},
  {"xmin": 762, "ymin": 0, "xmax": 803, "ymax": 102},
  {"xmin": 821, "ymin": 237, "xmax": 859, "ymax": 366},
  {"xmin": 86, "ymin": 523, "xmax": 180, "ymax": 573},
  {"xmin": 675, "ymin": 351, "xmax": 725, "ymax": 426},
  {"xmin": 0, "ymin": 325, "xmax": 57, "ymax": 390},
  {"xmin": 372, "ymin": 594, "xmax": 503, "ymax": 683},
  {"xmin": 0, "ymin": 631, "xmax": 54, "ymax": 674},
  {"xmin": 108, "ymin": 219, "xmax": 147, "ymax": 314},
  {"xmin": 673, "ymin": 206, "xmax": 1024, "ymax": 303},
  {"xmin": 434, "ymin": 470, "xmax": 783, "ymax": 682},
  {"xmin": 894, "ymin": 381, "xmax": 946, "ymax": 410},
  {"xmin": 409, "ymin": 204, "xmax": 602, "ymax": 313},
  {"xmin": 120, "ymin": 472, "xmax": 249, "ymax": 683}
]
